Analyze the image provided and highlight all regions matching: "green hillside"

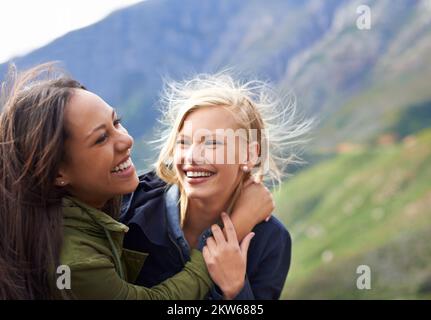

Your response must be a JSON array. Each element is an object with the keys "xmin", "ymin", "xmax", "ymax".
[{"xmin": 275, "ymin": 128, "xmax": 431, "ymax": 299}]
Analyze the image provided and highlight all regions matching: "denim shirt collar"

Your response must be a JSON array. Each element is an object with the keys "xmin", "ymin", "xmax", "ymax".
[{"xmin": 165, "ymin": 184, "xmax": 212, "ymax": 259}]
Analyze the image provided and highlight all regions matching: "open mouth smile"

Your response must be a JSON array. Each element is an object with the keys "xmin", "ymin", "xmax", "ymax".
[
  {"xmin": 111, "ymin": 157, "xmax": 135, "ymax": 177},
  {"xmin": 182, "ymin": 167, "xmax": 216, "ymax": 184}
]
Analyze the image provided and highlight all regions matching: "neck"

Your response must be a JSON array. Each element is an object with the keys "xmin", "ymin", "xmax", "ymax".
[
  {"xmin": 68, "ymin": 189, "xmax": 107, "ymax": 210},
  {"xmin": 187, "ymin": 198, "xmax": 225, "ymax": 228},
  {"xmin": 183, "ymin": 197, "xmax": 228, "ymax": 248}
]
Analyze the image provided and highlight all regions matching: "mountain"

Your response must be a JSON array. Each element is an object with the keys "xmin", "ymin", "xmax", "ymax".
[
  {"xmin": 275, "ymin": 128, "xmax": 431, "ymax": 299},
  {"xmin": 2, "ymin": 0, "xmax": 431, "ymax": 168},
  {"xmin": 1, "ymin": 0, "xmax": 431, "ymax": 299}
]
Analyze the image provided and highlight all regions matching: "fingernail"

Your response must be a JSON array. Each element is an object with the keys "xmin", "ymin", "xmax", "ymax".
[{"xmin": 221, "ymin": 212, "xmax": 227, "ymax": 217}]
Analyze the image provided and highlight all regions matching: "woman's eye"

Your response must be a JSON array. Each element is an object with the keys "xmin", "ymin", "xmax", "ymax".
[
  {"xmin": 95, "ymin": 133, "xmax": 108, "ymax": 144},
  {"xmin": 205, "ymin": 140, "xmax": 223, "ymax": 147},
  {"xmin": 94, "ymin": 118, "xmax": 122, "ymax": 145},
  {"xmin": 113, "ymin": 117, "xmax": 122, "ymax": 127},
  {"xmin": 176, "ymin": 139, "xmax": 190, "ymax": 146}
]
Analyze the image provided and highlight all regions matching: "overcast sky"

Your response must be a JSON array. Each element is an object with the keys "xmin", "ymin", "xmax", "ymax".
[{"xmin": 0, "ymin": 0, "xmax": 144, "ymax": 63}]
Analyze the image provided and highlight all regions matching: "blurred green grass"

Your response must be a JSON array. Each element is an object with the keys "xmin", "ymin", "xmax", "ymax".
[{"xmin": 275, "ymin": 128, "xmax": 431, "ymax": 299}]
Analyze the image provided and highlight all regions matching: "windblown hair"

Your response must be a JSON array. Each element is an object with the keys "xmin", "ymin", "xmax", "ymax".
[
  {"xmin": 0, "ymin": 63, "xmax": 82, "ymax": 299},
  {"xmin": 0, "ymin": 63, "xmax": 119, "ymax": 299},
  {"xmin": 153, "ymin": 72, "xmax": 313, "ymax": 223}
]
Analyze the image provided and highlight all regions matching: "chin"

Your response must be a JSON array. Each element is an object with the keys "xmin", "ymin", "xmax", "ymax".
[
  {"xmin": 119, "ymin": 179, "xmax": 139, "ymax": 195},
  {"xmin": 183, "ymin": 185, "xmax": 215, "ymax": 200}
]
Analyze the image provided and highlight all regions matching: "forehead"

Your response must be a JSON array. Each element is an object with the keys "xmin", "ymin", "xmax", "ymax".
[
  {"xmin": 65, "ymin": 89, "xmax": 112, "ymax": 137},
  {"xmin": 180, "ymin": 106, "xmax": 240, "ymax": 134}
]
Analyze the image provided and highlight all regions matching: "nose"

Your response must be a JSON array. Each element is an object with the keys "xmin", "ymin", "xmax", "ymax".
[
  {"xmin": 184, "ymin": 143, "xmax": 205, "ymax": 165},
  {"xmin": 115, "ymin": 127, "xmax": 134, "ymax": 152}
]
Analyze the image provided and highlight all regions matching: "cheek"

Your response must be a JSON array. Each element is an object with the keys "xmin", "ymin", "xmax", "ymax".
[
  {"xmin": 200, "ymin": 145, "xmax": 229, "ymax": 165},
  {"xmin": 223, "ymin": 142, "xmax": 245, "ymax": 165},
  {"xmin": 70, "ymin": 161, "xmax": 107, "ymax": 187},
  {"xmin": 214, "ymin": 165, "xmax": 240, "ymax": 187},
  {"xmin": 173, "ymin": 147, "xmax": 183, "ymax": 164},
  {"xmin": 69, "ymin": 148, "xmax": 113, "ymax": 180}
]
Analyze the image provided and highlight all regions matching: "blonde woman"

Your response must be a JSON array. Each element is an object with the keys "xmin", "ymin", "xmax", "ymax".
[{"xmin": 121, "ymin": 73, "xmax": 312, "ymax": 299}]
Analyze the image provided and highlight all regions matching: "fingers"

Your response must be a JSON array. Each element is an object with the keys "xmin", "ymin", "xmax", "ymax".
[
  {"xmin": 221, "ymin": 212, "xmax": 238, "ymax": 243},
  {"xmin": 211, "ymin": 224, "xmax": 226, "ymax": 245},
  {"xmin": 206, "ymin": 236, "xmax": 217, "ymax": 255},
  {"xmin": 240, "ymin": 232, "xmax": 255, "ymax": 261},
  {"xmin": 243, "ymin": 175, "xmax": 262, "ymax": 188},
  {"xmin": 243, "ymin": 178, "xmax": 254, "ymax": 188},
  {"xmin": 202, "ymin": 245, "xmax": 211, "ymax": 262}
]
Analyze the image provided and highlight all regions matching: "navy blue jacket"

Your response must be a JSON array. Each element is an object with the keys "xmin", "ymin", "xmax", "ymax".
[{"xmin": 120, "ymin": 172, "xmax": 291, "ymax": 300}]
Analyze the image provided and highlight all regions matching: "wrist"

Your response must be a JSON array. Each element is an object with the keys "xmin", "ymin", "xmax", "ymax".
[
  {"xmin": 222, "ymin": 279, "xmax": 244, "ymax": 300},
  {"xmin": 222, "ymin": 290, "xmax": 236, "ymax": 300}
]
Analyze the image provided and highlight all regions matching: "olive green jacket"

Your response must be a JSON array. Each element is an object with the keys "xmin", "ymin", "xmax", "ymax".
[{"xmin": 60, "ymin": 196, "xmax": 212, "ymax": 299}]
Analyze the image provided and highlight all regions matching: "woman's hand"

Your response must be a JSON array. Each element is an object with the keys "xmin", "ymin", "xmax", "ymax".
[
  {"xmin": 239, "ymin": 178, "xmax": 274, "ymax": 222},
  {"xmin": 229, "ymin": 179, "xmax": 275, "ymax": 241},
  {"xmin": 203, "ymin": 212, "xmax": 254, "ymax": 300}
]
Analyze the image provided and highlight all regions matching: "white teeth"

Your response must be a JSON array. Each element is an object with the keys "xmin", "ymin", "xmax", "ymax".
[
  {"xmin": 112, "ymin": 158, "xmax": 132, "ymax": 173},
  {"xmin": 186, "ymin": 171, "xmax": 214, "ymax": 178}
]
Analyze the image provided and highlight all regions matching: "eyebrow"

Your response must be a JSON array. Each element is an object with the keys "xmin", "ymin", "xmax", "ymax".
[
  {"xmin": 85, "ymin": 109, "xmax": 116, "ymax": 140},
  {"xmin": 177, "ymin": 133, "xmax": 224, "ymax": 140}
]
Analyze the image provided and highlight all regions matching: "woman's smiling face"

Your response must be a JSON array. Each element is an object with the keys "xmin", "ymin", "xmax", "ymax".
[
  {"xmin": 174, "ymin": 106, "xmax": 248, "ymax": 203},
  {"xmin": 58, "ymin": 89, "xmax": 139, "ymax": 208}
]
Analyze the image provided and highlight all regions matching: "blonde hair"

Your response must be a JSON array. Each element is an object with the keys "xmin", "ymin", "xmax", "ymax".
[{"xmin": 152, "ymin": 72, "xmax": 313, "ymax": 225}]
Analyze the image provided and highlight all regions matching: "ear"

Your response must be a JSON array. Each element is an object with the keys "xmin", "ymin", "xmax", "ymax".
[
  {"xmin": 247, "ymin": 141, "xmax": 260, "ymax": 169},
  {"xmin": 240, "ymin": 141, "xmax": 260, "ymax": 174},
  {"xmin": 54, "ymin": 167, "xmax": 70, "ymax": 187}
]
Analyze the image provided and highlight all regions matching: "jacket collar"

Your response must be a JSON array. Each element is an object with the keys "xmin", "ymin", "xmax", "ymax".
[
  {"xmin": 121, "ymin": 172, "xmax": 171, "ymax": 247},
  {"xmin": 62, "ymin": 196, "xmax": 128, "ymax": 279},
  {"xmin": 62, "ymin": 196, "xmax": 128, "ymax": 234}
]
